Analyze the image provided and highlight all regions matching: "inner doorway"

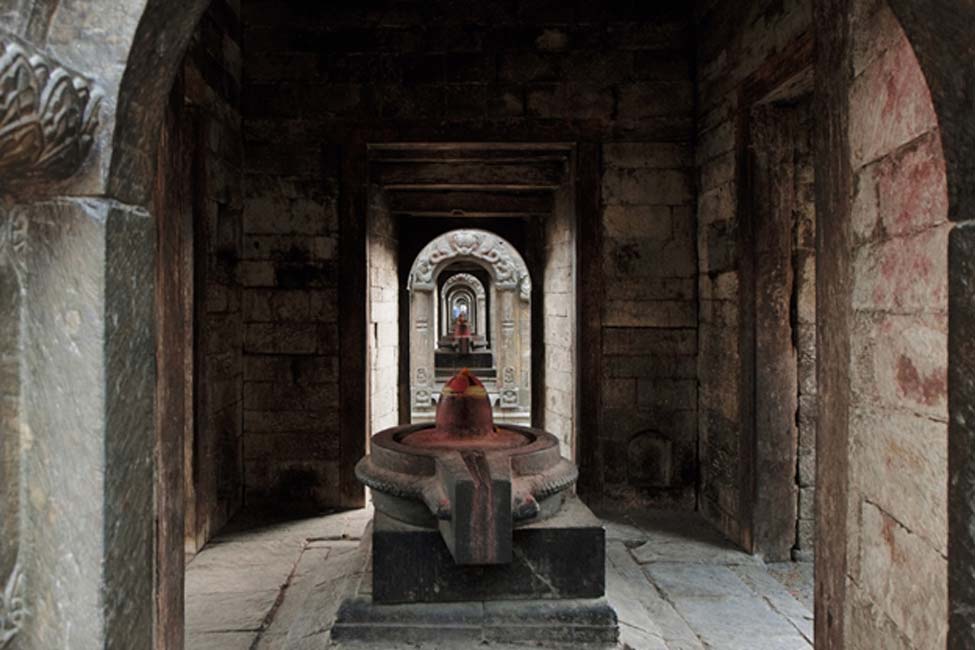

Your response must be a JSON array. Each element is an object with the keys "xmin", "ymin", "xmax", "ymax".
[
  {"xmin": 364, "ymin": 143, "xmax": 579, "ymax": 459},
  {"xmin": 407, "ymin": 229, "xmax": 532, "ymax": 425},
  {"xmin": 742, "ymin": 79, "xmax": 817, "ymax": 562}
]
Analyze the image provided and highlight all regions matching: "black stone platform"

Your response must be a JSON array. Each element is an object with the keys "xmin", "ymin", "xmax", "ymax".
[
  {"xmin": 374, "ymin": 495, "xmax": 605, "ymax": 603},
  {"xmin": 331, "ymin": 497, "xmax": 618, "ymax": 645}
]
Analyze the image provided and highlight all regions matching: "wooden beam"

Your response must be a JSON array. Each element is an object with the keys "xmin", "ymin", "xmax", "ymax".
[
  {"xmin": 374, "ymin": 160, "xmax": 566, "ymax": 189},
  {"xmin": 339, "ymin": 136, "xmax": 368, "ymax": 509},
  {"xmin": 576, "ymin": 142, "xmax": 603, "ymax": 496},
  {"xmin": 386, "ymin": 189, "xmax": 554, "ymax": 216}
]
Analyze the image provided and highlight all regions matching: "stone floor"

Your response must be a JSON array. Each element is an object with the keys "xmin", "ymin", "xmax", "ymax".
[{"xmin": 185, "ymin": 504, "xmax": 813, "ymax": 649}]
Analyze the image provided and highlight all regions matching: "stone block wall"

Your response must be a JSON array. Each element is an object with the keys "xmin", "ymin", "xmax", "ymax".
[
  {"xmin": 544, "ymin": 186, "xmax": 575, "ymax": 456},
  {"xmin": 694, "ymin": 0, "xmax": 813, "ymax": 545},
  {"xmin": 369, "ymin": 188, "xmax": 399, "ymax": 434},
  {"xmin": 599, "ymin": 142, "xmax": 697, "ymax": 506},
  {"xmin": 241, "ymin": 1, "xmax": 696, "ymax": 507},
  {"xmin": 843, "ymin": 0, "xmax": 949, "ymax": 646}
]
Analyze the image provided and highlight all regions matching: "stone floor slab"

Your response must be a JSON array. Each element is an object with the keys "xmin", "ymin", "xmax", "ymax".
[{"xmin": 184, "ymin": 504, "xmax": 815, "ymax": 650}]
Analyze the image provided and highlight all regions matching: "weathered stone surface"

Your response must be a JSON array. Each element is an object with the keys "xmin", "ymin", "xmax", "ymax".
[
  {"xmin": 858, "ymin": 501, "xmax": 947, "ymax": 648},
  {"xmin": 849, "ymin": 30, "xmax": 938, "ymax": 170},
  {"xmin": 19, "ymin": 199, "xmax": 155, "ymax": 649}
]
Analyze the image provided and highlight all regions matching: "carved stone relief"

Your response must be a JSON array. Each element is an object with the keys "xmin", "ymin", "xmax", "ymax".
[
  {"xmin": 409, "ymin": 229, "xmax": 528, "ymax": 291},
  {"xmin": 0, "ymin": 37, "xmax": 101, "ymax": 188},
  {"xmin": 519, "ymin": 275, "xmax": 531, "ymax": 302},
  {"xmin": 0, "ymin": 205, "xmax": 24, "ymax": 648},
  {"xmin": 0, "ymin": 206, "xmax": 27, "ymax": 278},
  {"xmin": 503, "ymin": 366, "xmax": 515, "ymax": 386},
  {"xmin": 442, "ymin": 273, "xmax": 485, "ymax": 298},
  {"xmin": 0, "ymin": 564, "xmax": 26, "ymax": 647}
]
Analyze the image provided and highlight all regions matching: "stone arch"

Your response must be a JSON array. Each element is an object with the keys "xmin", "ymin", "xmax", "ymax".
[
  {"xmin": 440, "ymin": 272, "xmax": 487, "ymax": 339},
  {"xmin": 408, "ymin": 229, "xmax": 531, "ymax": 418},
  {"xmin": 0, "ymin": 1, "xmax": 210, "ymax": 648},
  {"xmin": 815, "ymin": 2, "xmax": 971, "ymax": 647},
  {"xmin": 107, "ymin": 0, "xmax": 211, "ymax": 204},
  {"xmin": 868, "ymin": 7, "xmax": 975, "ymax": 644},
  {"xmin": 408, "ymin": 228, "xmax": 531, "ymax": 295}
]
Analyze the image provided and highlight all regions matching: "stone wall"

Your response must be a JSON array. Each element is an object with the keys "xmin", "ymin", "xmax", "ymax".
[
  {"xmin": 241, "ymin": 1, "xmax": 696, "ymax": 506},
  {"xmin": 369, "ymin": 188, "xmax": 399, "ymax": 434},
  {"xmin": 694, "ymin": 0, "xmax": 813, "ymax": 546},
  {"xmin": 543, "ymin": 185, "xmax": 575, "ymax": 456},
  {"xmin": 599, "ymin": 142, "xmax": 697, "ymax": 506},
  {"xmin": 843, "ymin": 0, "xmax": 949, "ymax": 646}
]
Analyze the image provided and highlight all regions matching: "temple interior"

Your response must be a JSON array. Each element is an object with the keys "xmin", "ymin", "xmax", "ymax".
[{"xmin": 0, "ymin": 0, "xmax": 971, "ymax": 648}]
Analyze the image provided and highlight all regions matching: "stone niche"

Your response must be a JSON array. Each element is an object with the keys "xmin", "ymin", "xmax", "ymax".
[{"xmin": 408, "ymin": 229, "xmax": 532, "ymax": 425}]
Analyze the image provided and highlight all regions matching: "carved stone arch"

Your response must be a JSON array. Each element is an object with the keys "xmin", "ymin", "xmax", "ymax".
[
  {"xmin": 0, "ymin": 1, "xmax": 210, "ymax": 648},
  {"xmin": 408, "ymin": 229, "xmax": 530, "ymax": 292},
  {"xmin": 440, "ymin": 273, "xmax": 488, "ymax": 339},
  {"xmin": 442, "ymin": 272, "xmax": 486, "ymax": 299}
]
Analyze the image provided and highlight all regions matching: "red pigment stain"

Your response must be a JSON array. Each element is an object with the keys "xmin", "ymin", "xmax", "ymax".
[
  {"xmin": 881, "ymin": 514, "xmax": 901, "ymax": 564},
  {"xmin": 895, "ymin": 354, "xmax": 946, "ymax": 406},
  {"xmin": 462, "ymin": 450, "xmax": 495, "ymax": 562}
]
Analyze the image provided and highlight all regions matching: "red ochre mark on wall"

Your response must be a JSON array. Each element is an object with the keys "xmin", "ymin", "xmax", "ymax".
[
  {"xmin": 895, "ymin": 354, "xmax": 946, "ymax": 406},
  {"xmin": 874, "ymin": 238, "xmax": 935, "ymax": 308},
  {"xmin": 880, "ymin": 512, "xmax": 906, "ymax": 564}
]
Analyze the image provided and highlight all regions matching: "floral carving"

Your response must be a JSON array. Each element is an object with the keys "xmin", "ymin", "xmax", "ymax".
[
  {"xmin": 0, "ymin": 564, "xmax": 26, "ymax": 647},
  {"xmin": 409, "ymin": 229, "xmax": 528, "ymax": 291},
  {"xmin": 0, "ymin": 206, "xmax": 27, "ymax": 280},
  {"xmin": 0, "ymin": 38, "xmax": 101, "ymax": 187}
]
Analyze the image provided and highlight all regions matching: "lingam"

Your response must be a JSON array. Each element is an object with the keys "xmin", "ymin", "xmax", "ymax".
[
  {"xmin": 333, "ymin": 369, "xmax": 618, "ymax": 645},
  {"xmin": 452, "ymin": 313, "xmax": 473, "ymax": 354}
]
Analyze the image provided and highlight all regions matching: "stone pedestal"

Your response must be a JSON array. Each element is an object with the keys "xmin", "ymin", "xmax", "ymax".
[{"xmin": 331, "ymin": 496, "xmax": 619, "ymax": 645}]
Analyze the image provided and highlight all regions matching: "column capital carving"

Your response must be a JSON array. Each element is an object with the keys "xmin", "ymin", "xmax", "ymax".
[{"xmin": 0, "ymin": 35, "xmax": 102, "ymax": 189}]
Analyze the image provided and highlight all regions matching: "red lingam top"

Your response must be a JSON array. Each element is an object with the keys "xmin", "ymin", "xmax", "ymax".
[{"xmin": 402, "ymin": 368, "xmax": 525, "ymax": 450}]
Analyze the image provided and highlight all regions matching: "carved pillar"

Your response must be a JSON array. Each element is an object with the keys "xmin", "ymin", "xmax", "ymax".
[
  {"xmin": 0, "ymin": 40, "xmax": 102, "ymax": 189},
  {"xmin": 410, "ymin": 287, "xmax": 435, "ymax": 414},
  {"xmin": 498, "ymin": 287, "xmax": 519, "ymax": 409},
  {"xmin": 0, "ymin": 33, "xmax": 159, "ymax": 650},
  {"xmin": 476, "ymin": 291, "xmax": 487, "ymax": 345},
  {"xmin": 0, "ymin": 207, "xmax": 26, "ymax": 649},
  {"xmin": 519, "ymin": 278, "xmax": 531, "ymax": 408},
  {"xmin": 19, "ymin": 199, "xmax": 155, "ymax": 650}
]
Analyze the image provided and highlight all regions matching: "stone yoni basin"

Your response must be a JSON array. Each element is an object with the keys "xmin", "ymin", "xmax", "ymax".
[{"xmin": 355, "ymin": 369, "xmax": 577, "ymax": 565}]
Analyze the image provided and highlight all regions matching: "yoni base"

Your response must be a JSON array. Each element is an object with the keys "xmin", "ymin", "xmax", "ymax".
[{"xmin": 330, "ymin": 496, "xmax": 618, "ymax": 645}]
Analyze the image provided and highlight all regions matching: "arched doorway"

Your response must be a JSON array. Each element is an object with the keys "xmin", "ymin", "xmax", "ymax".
[
  {"xmin": 407, "ymin": 229, "xmax": 532, "ymax": 425},
  {"xmin": 1, "ymin": 0, "xmax": 973, "ymax": 648}
]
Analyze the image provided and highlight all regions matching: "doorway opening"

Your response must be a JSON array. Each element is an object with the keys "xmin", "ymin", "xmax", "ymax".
[
  {"xmin": 365, "ymin": 143, "xmax": 578, "ymax": 459},
  {"xmin": 407, "ymin": 229, "xmax": 532, "ymax": 425}
]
